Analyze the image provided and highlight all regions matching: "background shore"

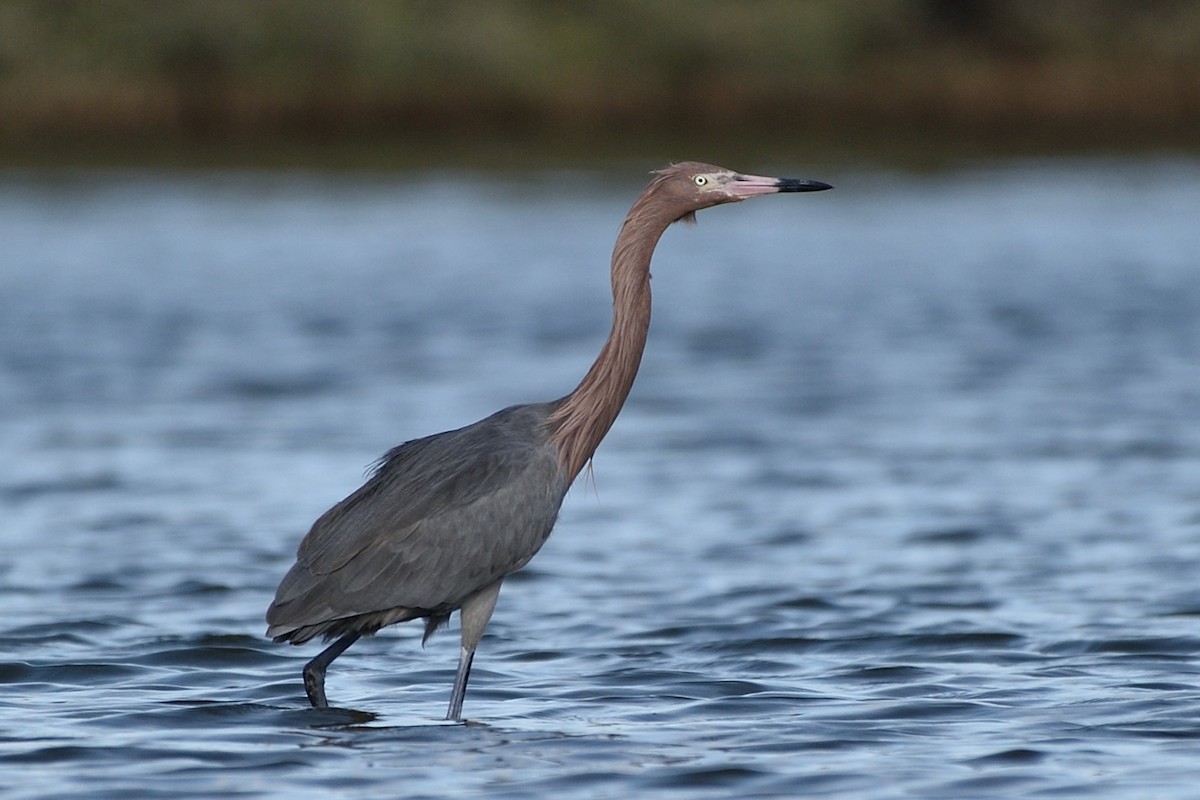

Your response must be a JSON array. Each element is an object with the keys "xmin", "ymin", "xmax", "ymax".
[{"xmin": 3, "ymin": 0, "xmax": 1198, "ymax": 167}]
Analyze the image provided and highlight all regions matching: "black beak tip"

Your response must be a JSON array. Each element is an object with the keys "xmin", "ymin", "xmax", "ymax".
[{"xmin": 777, "ymin": 178, "xmax": 833, "ymax": 193}]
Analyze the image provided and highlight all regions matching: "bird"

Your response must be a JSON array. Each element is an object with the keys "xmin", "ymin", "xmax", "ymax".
[{"xmin": 265, "ymin": 162, "xmax": 832, "ymax": 720}]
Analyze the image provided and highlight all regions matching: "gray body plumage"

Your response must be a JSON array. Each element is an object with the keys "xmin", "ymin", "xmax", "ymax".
[{"xmin": 266, "ymin": 402, "xmax": 568, "ymax": 645}]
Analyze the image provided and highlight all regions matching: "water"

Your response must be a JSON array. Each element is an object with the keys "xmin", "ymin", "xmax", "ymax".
[{"xmin": 2, "ymin": 158, "xmax": 1200, "ymax": 798}]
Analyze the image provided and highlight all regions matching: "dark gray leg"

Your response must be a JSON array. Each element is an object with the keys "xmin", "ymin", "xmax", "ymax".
[
  {"xmin": 446, "ymin": 645, "xmax": 476, "ymax": 721},
  {"xmin": 303, "ymin": 633, "xmax": 360, "ymax": 708}
]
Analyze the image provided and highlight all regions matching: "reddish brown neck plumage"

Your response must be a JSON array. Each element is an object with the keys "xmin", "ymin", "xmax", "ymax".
[{"xmin": 549, "ymin": 180, "xmax": 678, "ymax": 481}]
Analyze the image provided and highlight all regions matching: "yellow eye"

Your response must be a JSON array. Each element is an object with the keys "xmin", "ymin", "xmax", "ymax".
[{"xmin": 693, "ymin": 175, "xmax": 708, "ymax": 187}]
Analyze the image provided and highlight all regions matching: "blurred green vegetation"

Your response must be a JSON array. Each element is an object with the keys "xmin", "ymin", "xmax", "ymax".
[{"xmin": 1, "ymin": 0, "xmax": 1198, "ymax": 165}]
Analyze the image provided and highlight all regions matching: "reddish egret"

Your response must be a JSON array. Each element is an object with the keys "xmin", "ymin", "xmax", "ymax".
[{"xmin": 266, "ymin": 162, "xmax": 831, "ymax": 719}]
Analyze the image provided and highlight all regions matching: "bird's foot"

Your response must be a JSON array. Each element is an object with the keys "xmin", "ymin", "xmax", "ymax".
[{"xmin": 303, "ymin": 664, "xmax": 330, "ymax": 708}]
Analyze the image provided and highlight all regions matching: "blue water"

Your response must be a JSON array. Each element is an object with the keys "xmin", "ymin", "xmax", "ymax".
[{"xmin": 2, "ymin": 158, "xmax": 1200, "ymax": 798}]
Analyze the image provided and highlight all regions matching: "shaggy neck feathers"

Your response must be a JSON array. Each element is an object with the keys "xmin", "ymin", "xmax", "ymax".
[{"xmin": 549, "ymin": 183, "xmax": 679, "ymax": 480}]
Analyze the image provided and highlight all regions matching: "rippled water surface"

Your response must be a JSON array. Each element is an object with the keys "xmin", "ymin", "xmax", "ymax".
[{"xmin": 3, "ymin": 158, "xmax": 1200, "ymax": 798}]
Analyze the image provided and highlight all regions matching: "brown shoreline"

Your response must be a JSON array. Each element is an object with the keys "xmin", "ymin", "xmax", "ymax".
[{"xmin": 3, "ymin": 59, "xmax": 1198, "ymax": 141}]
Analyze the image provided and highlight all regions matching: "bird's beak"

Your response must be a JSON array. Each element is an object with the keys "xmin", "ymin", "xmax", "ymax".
[{"xmin": 729, "ymin": 174, "xmax": 833, "ymax": 198}]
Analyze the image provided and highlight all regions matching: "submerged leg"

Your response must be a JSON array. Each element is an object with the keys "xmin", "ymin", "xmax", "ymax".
[
  {"xmin": 445, "ymin": 580, "xmax": 502, "ymax": 721},
  {"xmin": 303, "ymin": 632, "xmax": 360, "ymax": 708}
]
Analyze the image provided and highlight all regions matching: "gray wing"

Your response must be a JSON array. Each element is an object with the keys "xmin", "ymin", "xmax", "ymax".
[{"xmin": 266, "ymin": 403, "xmax": 568, "ymax": 639}]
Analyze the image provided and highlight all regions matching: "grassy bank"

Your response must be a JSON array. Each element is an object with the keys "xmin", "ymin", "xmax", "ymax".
[{"xmin": 2, "ymin": 0, "xmax": 1199, "ymax": 164}]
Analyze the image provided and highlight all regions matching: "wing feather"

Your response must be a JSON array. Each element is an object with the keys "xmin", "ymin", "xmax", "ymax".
[{"xmin": 266, "ymin": 403, "xmax": 568, "ymax": 638}]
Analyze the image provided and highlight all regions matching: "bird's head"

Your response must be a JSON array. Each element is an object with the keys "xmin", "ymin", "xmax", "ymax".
[{"xmin": 650, "ymin": 161, "xmax": 832, "ymax": 224}]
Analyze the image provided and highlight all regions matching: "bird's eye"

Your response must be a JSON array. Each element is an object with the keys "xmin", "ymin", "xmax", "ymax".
[{"xmin": 693, "ymin": 175, "xmax": 708, "ymax": 187}]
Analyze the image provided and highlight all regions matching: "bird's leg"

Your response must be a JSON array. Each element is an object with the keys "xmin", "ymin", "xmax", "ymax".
[
  {"xmin": 446, "ymin": 644, "xmax": 476, "ymax": 721},
  {"xmin": 445, "ymin": 580, "xmax": 502, "ymax": 721},
  {"xmin": 303, "ymin": 632, "xmax": 360, "ymax": 708}
]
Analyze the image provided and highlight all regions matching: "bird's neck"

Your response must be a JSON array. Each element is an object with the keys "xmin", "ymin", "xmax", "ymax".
[{"xmin": 549, "ymin": 196, "xmax": 672, "ymax": 481}]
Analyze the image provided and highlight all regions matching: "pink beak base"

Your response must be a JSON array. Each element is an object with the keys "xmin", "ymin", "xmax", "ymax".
[{"xmin": 729, "ymin": 174, "xmax": 833, "ymax": 198}]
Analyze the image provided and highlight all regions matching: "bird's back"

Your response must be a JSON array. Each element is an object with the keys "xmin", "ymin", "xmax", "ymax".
[{"xmin": 266, "ymin": 402, "xmax": 569, "ymax": 643}]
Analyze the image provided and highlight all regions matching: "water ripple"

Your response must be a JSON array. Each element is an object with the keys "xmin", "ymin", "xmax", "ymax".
[{"xmin": 3, "ymin": 161, "xmax": 1200, "ymax": 799}]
